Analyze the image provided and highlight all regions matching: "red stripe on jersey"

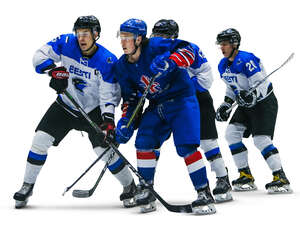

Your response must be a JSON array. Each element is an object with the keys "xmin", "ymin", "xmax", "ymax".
[
  {"xmin": 137, "ymin": 151, "xmax": 156, "ymax": 160},
  {"xmin": 121, "ymin": 103, "xmax": 129, "ymax": 118},
  {"xmin": 169, "ymin": 52, "xmax": 186, "ymax": 67},
  {"xmin": 184, "ymin": 151, "xmax": 203, "ymax": 165}
]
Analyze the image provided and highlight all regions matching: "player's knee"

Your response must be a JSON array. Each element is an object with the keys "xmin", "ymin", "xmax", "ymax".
[
  {"xmin": 253, "ymin": 135, "xmax": 273, "ymax": 151},
  {"xmin": 176, "ymin": 145, "xmax": 197, "ymax": 158},
  {"xmin": 200, "ymin": 139, "xmax": 218, "ymax": 152},
  {"xmin": 93, "ymin": 146, "xmax": 113, "ymax": 162},
  {"xmin": 31, "ymin": 130, "xmax": 55, "ymax": 155},
  {"xmin": 225, "ymin": 124, "xmax": 242, "ymax": 144}
]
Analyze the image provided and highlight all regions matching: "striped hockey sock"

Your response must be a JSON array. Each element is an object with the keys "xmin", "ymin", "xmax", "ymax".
[
  {"xmin": 136, "ymin": 150, "xmax": 157, "ymax": 184},
  {"xmin": 184, "ymin": 151, "xmax": 208, "ymax": 190}
]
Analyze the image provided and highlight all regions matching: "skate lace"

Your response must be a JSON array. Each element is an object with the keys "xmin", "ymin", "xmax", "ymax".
[{"xmin": 240, "ymin": 171, "xmax": 253, "ymax": 179}]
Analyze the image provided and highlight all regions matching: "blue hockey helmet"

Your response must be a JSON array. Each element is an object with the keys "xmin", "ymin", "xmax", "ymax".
[
  {"xmin": 216, "ymin": 28, "xmax": 241, "ymax": 48},
  {"xmin": 120, "ymin": 18, "xmax": 147, "ymax": 38}
]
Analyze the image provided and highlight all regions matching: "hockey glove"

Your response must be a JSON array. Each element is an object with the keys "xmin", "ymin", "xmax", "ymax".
[
  {"xmin": 49, "ymin": 66, "xmax": 69, "ymax": 94},
  {"xmin": 100, "ymin": 113, "xmax": 115, "ymax": 144},
  {"xmin": 150, "ymin": 52, "xmax": 176, "ymax": 77},
  {"xmin": 216, "ymin": 102, "xmax": 232, "ymax": 122},
  {"xmin": 115, "ymin": 117, "xmax": 135, "ymax": 144},
  {"xmin": 236, "ymin": 90, "xmax": 257, "ymax": 108}
]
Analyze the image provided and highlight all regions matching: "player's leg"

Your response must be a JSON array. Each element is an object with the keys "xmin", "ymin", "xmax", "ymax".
[
  {"xmin": 169, "ymin": 95, "xmax": 215, "ymax": 215},
  {"xmin": 225, "ymin": 121, "xmax": 256, "ymax": 191},
  {"xmin": 197, "ymin": 91, "xmax": 232, "ymax": 202},
  {"xmin": 251, "ymin": 93, "xmax": 291, "ymax": 193},
  {"xmin": 86, "ymin": 108, "xmax": 136, "ymax": 208},
  {"xmin": 14, "ymin": 102, "xmax": 72, "ymax": 208},
  {"xmin": 133, "ymin": 106, "xmax": 170, "ymax": 213}
]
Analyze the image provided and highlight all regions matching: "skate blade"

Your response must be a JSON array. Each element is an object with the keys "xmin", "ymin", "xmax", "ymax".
[
  {"xmin": 192, "ymin": 204, "xmax": 216, "ymax": 215},
  {"xmin": 267, "ymin": 185, "xmax": 293, "ymax": 194},
  {"xmin": 233, "ymin": 183, "xmax": 257, "ymax": 192},
  {"xmin": 214, "ymin": 192, "xmax": 233, "ymax": 203},
  {"xmin": 15, "ymin": 199, "xmax": 28, "ymax": 209},
  {"xmin": 123, "ymin": 198, "xmax": 137, "ymax": 208},
  {"xmin": 140, "ymin": 202, "xmax": 156, "ymax": 213}
]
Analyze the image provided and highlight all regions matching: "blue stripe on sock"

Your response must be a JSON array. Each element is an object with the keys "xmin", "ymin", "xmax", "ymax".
[
  {"xmin": 204, "ymin": 147, "xmax": 220, "ymax": 159},
  {"xmin": 189, "ymin": 167, "xmax": 208, "ymax": 190},
  {"xmin": 107, "ymin": 157, "xmax": 123, "ymax": 171},
  {"xmin": 229, "ymin": 142, "xmax": 245, "ymax": 151},
  {"xmin": 28, "ymin": 151, "xmax": 47, "ymax": 161},
  {"xmin": 261, "ymin": 144, "xmax": 276, "ymax": 156},
  {"xmin": 137, "ymin": 167, "xmax": 155, "ymax": 183}
]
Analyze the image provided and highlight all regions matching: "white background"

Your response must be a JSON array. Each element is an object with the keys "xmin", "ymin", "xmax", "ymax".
[{"xmin": 0, "ymin": 0, "xmax": 299, "ymax": 224}]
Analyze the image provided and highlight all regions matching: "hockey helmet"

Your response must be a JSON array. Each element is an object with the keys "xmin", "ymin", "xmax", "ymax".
[
  {"xmin": 73, "ymin": 15, "xmax": 101, "ymax": 36},
  {"xmin": 152, "ymin": 19, "xmax": 179, "ymax": 38},
  {"xmin": 119, "ymin": 18, "xmax": 147, "ymax": 38},
  {"xmin": 216, "ymin": 28, "xmax": 241, "ymax": 48}
]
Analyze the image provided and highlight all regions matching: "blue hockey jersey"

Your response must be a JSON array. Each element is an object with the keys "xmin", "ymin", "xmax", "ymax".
[
  {"xmin": 113, "ymin": 37, "xmax": 195, "ymax": 116},
  {"xmin": 33, "ymin": 33, "xmax": 120, "ymax": 115}
]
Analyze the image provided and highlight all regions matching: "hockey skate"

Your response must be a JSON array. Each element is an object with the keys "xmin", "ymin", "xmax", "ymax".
[
  {"xmin": 13, "ymin": 182, "xmax": 34, "ymax": 209},
  {"xmin": 232, "ymin": 167, "xmax": 257, "ymax": 191},
  {"xmin": 119, "ymin": 180, "xmax": 137, "ymax": 208},
  {"xmin": 192, "ymin": 185, "xmax": 216, "ymax": 215},
  {"xmin": 134, "ymin": 184, "xmax": 156, "ymax": 213},
  {"xmin": 265, "ymin": 169, "xmax": 292, "ymax": 194},
  {"xmin": 213, "ymin": 175, "xmax": 233, "ymax": 203}
]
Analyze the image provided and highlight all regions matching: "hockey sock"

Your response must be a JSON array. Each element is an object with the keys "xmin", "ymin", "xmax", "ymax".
[
  {"xmin": 261, "ymin": 144, "xmax": 282, "ymax": 172},
  {"xmin": 253, "ymin": 136, "xmax": 282, "ymax": 172},
  {"xmin": 201, "ymin": 139, "xmax": 227, "ymax": 177},
  {"xmin": 184, "ymin": 151, "xmax": 208, "ymax": 190},
  {"xmin": 229, "ymin": 142, "xmax": 249, "ymax": 169},
  {"xmin": 24, "ymin": 150, "xmax": 47, "ymax": 184},
  {"xmin": 136, "ymin": 150, "xmax": 157, "ymax": 184},
  {"xmin": 93, "ymin": 146, "xmax": 133, "ymax": 186}
]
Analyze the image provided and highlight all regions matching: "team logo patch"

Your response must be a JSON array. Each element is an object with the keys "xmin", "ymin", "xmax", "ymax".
[
  {"xmin": 80, "ymin": 57, "xmax": 89, "ymax": 66},
  {"xmin": 72, "ymin": 78, "xmax": 88, "ymax": 93},
  {"xmin": 106, "ymin": 57, "xmax": 113, "ymax": 64},
  {"xmin": 140, "ymin": 75, "xmax": 161, "ymax": 94}
]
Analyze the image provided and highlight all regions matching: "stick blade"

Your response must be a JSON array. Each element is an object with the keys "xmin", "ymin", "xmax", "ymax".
[{"xmin": 72, "ymin": 189, "xmax": 91, "ymax": 198}]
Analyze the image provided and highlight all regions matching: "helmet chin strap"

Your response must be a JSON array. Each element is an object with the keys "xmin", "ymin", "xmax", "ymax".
[
  {"xmin": 126, "ymin": 38, "xmax": 141, "ymax": 59},
  {"xmin": 81, "ymin": 32, "xmax": 99, "ymax": 55},
  {"xmin": 228, "ymin": 45, "xmax": 238, "ymax": 60}
]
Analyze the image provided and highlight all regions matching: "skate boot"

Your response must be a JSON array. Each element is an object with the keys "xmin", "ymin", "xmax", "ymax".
[
  {"xmin": 265, "ymin": 169, "xmax": 292, "ymax": 194},
  {"xmin": 134, "ymin": 184, "xmax": 156, "ymax": 213},
  {"xmin": 13, "ymin": 182, "xmax": 34, "ymax": 209},
  {"xmin": 232, "ymin": 167, "xmax": 257, "ymax": 191},
  {"xmin": 192, "ymin": 185, "xmax": 216, "ymax": 215},
  {"xmin": 213, "ymin": 175, "xmax": 233, "ymax": 203},
  {"xmin": 119, "ymin": 180, "xmax": 137, "ymax": 208}
]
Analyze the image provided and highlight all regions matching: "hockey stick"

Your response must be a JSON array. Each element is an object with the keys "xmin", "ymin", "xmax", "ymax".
[
  {"xmin": 63, "ymin": 90, "xmax": 193, "ymax": 213},
  {"xmin": 62, "ymin": 146, "xmax": 110, "ymax": 196},
  {"xmin": 70, "ymin": 74, "xmax": 160, "ymax": 198},
  {"xmin": 126, "ymin": 72, "xmax": 161, "ymax": 128},
  {"xmin": 72, "ymin": 152, "xmax": 115, "ymax": 198},
  {"xmin": 226, "ymin": 52, "xmax": 294, "ymax": 113}
]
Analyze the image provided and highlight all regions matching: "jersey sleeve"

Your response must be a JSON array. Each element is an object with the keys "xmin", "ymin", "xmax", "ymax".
[
  {"xmin": 32, "ymin": 34, "xmax": 69, "ymax": 74},
  {"xmin": 98, "ymin": 55, "xmax": 121, "ymax": 115},
  {"xmin": 188, "ymin": 47, "xmax": 213, "ymax": 92}
]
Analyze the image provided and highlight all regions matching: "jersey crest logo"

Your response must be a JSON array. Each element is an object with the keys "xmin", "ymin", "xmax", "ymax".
[
  {"xmin": 80, "ymin": 57, "xmax": 89, "ymax": 66},
  {"xmin": 72, "ymin": 78, "xmax": 88, "ymax": 94},
  {"xmin": 140, "ymin": 75, "xmax": 161, "ymax": 94},
  {"xmin": 106, "ymin": 57, "xmax": 113, "ymax": 64}
]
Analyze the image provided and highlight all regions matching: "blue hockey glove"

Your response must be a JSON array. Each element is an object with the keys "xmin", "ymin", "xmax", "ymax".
[
  {"xmin": 236, "ymin": 90, "xmax": 257, "ymax": 108},
  {"xmin": 115, "ymin": 117, "xmax": 135, "ymax": 144},
  {"xmin": 150, "ymin": 52, "xmax": 176, "ymax": 77}
]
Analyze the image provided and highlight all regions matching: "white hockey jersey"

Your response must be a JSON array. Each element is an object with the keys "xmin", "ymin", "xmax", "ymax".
[
  {"xmin": 33, "ymin": 33, "xmax": 121, "ymax": 115},
  {"xmin": 218, "ymin": 50, "xmax": 272, "ymax": 102}
]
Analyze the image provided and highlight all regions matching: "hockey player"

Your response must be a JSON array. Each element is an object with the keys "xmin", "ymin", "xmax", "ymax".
[
  {"xmin": 13, "ymin": 15, "xmax": 137, "ymax": 209},
  {"xmin": 215, "ymin": 28, "xmax": 292, "ymax": 194},
  {"xmin": 150, "ymin": 19, "xmax": 232, "ymax": 203},
  {"xmin": 114, "ymin": 18, "xmax": 216, "ymax": 215}
]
